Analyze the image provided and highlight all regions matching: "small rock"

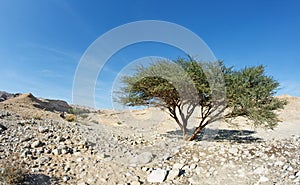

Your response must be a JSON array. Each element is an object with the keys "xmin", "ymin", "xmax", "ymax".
[
  {"xmin": 167, "ymin": 169, "xmax": 180, "ymax": 180},
  {"xmin": 274, "ymin": 161, "xmax": 284, "ymax": 166},
  {"xmin": 228, "ymin": 147, "xmax": 238, "ymax": 155},
  {"xmin": 77, "ymin": 183, "xmax": 88, "ymax": 185},
  {"xmin": 182, "ymin": 165, "xmax": 189, "ymax": 171},
  {"xmin": 52, "ymin": 148, "xmax": 62, "ymax": 155},
  {"xmin": 259, "ymin": 176, "xmax": 269, "ymax": 182},
  {"xmin": 208, "ymin": 167, "xmax": 215, "ymax": 173},
  {"xmin": 141, "ymin": 167, "xmax": 149, "ymax": 172},
  {"xmin": 63, "ymin": 175, "xmax": 70, "ymax": 182},
  {"xmin": 87, "ymin": 177, "xmax": 96, "ymax": 184},
  {"xmin": 190, "ymin": 164, "xmax": 197, "ymax": 169},
  {"xmin": 205, "ymin": 172, "xmax": 211, "ymax": 177},
  {"xmin": 38, "ymin": 126, "xmax": 49, "ymax": 133},
  {"xmin": 61, "ymin": 149, "xmax": 68, "ymax": 155},
  {"xmin": 195, "ymin": 167, "xmax": 202, "ymax": 175},
  {"xmin": 21, "ymin": 137, "xmax": 32, "ymax": 142},
  {"xmin": 39, "ymin": 156, "xmax": 51, "ymax": 165},
  {"xmin": 0, "ymin": 124, "xmax": 7, "ymax": 132},
  {"xmin": 99, "ymin": 153, "xmax": 110, "ymax": 159},
  {"xmin": 78, "ymin": 140, "xmax": 87, "ymax": 147},
  {"xmin": 17, "ymin": 121, "xmax": 26, "ymax": 126},
  {"xmin": 20, "ymin": 150, "xmax": 32, "ymax": 158},
  {"xmin": 173, "ymin": 163, "xmax": 185, "ymax": 170},
  {"xmin": 57, "ymin": 136, "xmax": 66, "ymax": 142},
  {"xmin": 31, "ymin": 140, "xmax": 42, "ymax": 148},
  {"xmin": 64, "ymin": 165, "xmax": 71, "ymax": 172},
  {"xmin": 289, "ymin": 175, "xmax": 296, "ymax": 179},
  {"xmin": 130, "ymin": 181, "xmax": 140, "ymax": 185},
  {"xmin": 253, "ymin": 166, "xmax": 267, "ymax": 175},
  {"xmin": 147, "ymin": 169, "xmax": 167, "ymax": 183},
  {"xmin": 130, "ymin": 152, "xmax": 154, "ymax": 164},
  {"xmin": 189, "ymin": 175, "xmax": 202, "ymax": 184},
  {"xmin": 31, "ymin": 168, "xmax": 39, "ymax": 172},
  {"xmin": 46, "ymin": 168, "xmax": 54, "ymax": 173},
  {"xmin": 287, "ymin": 166, "xmax": 294, "ymax": 171},
  {"xmin": 76, "ymin": 157, "xmax": 84, "ymax": 162},
  {"xmin": 162, "ymin": 153, "xmax": 171, "ymax": 161},
  {"xmin": 237, "ymin": 169, "xmax": 245, "ymax": 177},
  {"xmin": 193, "ymin": 156, "xmax": 199, "ymax": 162}
]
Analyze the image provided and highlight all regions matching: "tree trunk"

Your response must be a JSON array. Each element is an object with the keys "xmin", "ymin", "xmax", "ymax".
[
  {"xmin": 182, "ymin": 126, "xmax": 188, "ymax": 140},
  {"xmin": 182, "ymin": 119, "xmax": 188, "ymax": 140},
  {"xmin": 188, "ymin": 126, "xmax": 204, "ymax": 141}
]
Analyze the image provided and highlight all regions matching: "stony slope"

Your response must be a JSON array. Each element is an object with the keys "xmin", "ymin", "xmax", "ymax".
[{"xmin": 0, "ymin": 93, "xmax": 299, "ymax": 185}]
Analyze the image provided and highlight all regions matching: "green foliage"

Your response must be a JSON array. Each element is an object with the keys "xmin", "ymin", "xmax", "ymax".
[
  {"xmin": 118, "ymin": 56, "xmax": 287, "ymax": 140},
  {"xmin": 225, "ymin": 65, "xmax": 287, "ymax": 128},
  {"xmin": 68, "ymin": 108, "xmax": 77, "ymax": 115},
  {"xmin": 121, "ymin": 61, "xmax": 182, "ymax": 107}
]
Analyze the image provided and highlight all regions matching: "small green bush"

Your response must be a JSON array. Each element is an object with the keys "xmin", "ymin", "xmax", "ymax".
[{"xmin": 68, "ymin": 108, "xmax": 76, "ymax": 114}]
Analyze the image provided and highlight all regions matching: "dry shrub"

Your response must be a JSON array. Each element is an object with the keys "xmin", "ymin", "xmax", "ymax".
[
  {"xmin": 65, "ymin": 113, "xmax": 77, "ymax": 122},
  {"xmin": 0, "ymin": 153, "xmax": 28, "ymax": 184}
]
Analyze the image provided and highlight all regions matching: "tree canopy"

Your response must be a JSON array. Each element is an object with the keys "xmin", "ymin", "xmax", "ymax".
[{"xmin": 118, "ymin": 56, "xmax": 287, "ymax": 141}]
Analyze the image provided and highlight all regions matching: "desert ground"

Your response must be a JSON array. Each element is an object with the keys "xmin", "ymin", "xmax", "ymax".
[{"xmin": 0, "ymin": 92, "xmax": 299, "ymax": 185}]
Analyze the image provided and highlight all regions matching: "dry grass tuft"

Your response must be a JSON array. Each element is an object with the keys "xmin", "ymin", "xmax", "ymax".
[
  {"xmin": 0, "ymin": 153, "xmax": 28, "ymax": 184},
  {"xmin": 65, "ymin": 113, "xmax": 77, "ymax": 122}
]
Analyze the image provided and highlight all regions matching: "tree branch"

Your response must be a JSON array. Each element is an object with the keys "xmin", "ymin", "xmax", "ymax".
[{"xmin": 168, "ymin": 106, "xmax": 183, "ymax": 130}]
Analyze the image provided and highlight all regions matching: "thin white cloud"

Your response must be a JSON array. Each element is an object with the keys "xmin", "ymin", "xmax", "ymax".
[
  {"xmin": 39, "ymin": 69, "xmax": 64, "ymax": 78},
  {"xmin": 20, "ymin": 42, "xmax": 80, "ymax": 61},
  {"xmin": 40, "ymin": 46, "xmax": 79, "ymax": 60}
]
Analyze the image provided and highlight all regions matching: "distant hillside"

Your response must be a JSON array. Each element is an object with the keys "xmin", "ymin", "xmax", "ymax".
[
  {"xmin": 0, "ymin": 91, "xmax": 20, "ymax": 102},
  {"xmin": 0, "ymin": 92, "xmax": 71, "ymax": 119}
]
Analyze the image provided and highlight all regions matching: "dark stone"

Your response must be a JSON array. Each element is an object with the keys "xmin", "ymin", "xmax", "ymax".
[{"xmin": 0, "ymin": 123, "xmax": 7, "ymax": 132}]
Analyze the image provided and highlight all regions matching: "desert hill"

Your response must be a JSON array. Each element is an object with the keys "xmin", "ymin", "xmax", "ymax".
[
  {"xmin": 277, "ymin": 94, "xmax": 300, "ymax": 121},
  {"xmin": 0, "ymin": 91, "xmax": 18, "ymax": 102},
  {"xmin": 0, "ymin": 92, "xmax": 71, "ymax": 120}
]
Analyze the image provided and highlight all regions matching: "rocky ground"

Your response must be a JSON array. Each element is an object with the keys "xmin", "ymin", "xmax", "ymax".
[{"xmin": 0, "ymin": 93, "xmax": 300, "ymax": 185}]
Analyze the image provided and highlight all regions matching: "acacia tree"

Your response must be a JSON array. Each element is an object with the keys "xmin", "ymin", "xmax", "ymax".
[{"xmin": 119, "ymin": 56, "xmax": 286, "ymax": 141}]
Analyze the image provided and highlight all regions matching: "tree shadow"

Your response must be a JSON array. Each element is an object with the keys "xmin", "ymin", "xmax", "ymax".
[
  {"xmin": 22, "ymin": 173, "xmax": 59, "ymax": 185},
  {"xmin": 163, "ymin": 127, "xmax": 263, "ymax": 143}
]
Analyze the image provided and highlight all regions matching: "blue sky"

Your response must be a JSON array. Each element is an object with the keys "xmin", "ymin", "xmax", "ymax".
[{"xmin": 0, "ymin": 0, "xmax": 299, "ymax": 108}]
